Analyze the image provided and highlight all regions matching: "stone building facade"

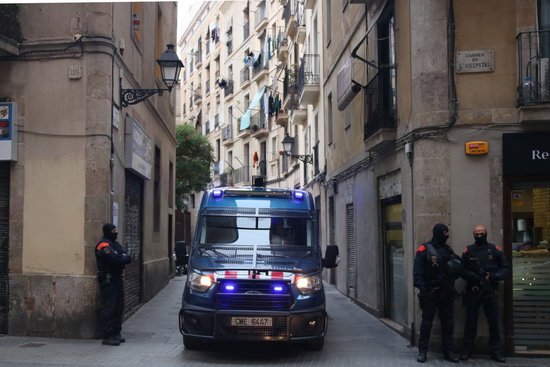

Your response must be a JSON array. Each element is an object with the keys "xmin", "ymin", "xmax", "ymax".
[{"xmin": 0, "ymin": 2, "xmax": 178, "ymax": 338}]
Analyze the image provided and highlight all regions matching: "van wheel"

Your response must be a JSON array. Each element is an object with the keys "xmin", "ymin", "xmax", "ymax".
[
  {"xmin": 183, "ymin": 336, "xmax": 201, "ymax": 350},
  {"xmin": 307, "ymin": 336, "xmax": 324, "ymax": 351}
]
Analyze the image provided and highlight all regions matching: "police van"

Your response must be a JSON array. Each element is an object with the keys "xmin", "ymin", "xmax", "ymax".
[{"xmin": 178, "ymin": 177, "xmax": 339, "ymax": 350}]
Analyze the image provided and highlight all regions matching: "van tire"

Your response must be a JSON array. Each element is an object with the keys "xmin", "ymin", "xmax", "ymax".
[
  {"xmin": 183, "ymin": 336, "xmax": 201, "ymax": 350},
  {"xmin": 307, "ymin": 336, "xmax": 324, "ymax": 351}
]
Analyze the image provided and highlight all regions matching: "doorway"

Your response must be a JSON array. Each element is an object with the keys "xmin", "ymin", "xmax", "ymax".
[
  {"xmin": 381, "ymin": 197, "xmax": 405, "ymax": 326},
  {"xmin": 0, "ymin": 162, "xmax": 9, "ymax": 334}
]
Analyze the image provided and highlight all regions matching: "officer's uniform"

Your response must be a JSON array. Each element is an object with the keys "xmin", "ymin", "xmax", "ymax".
[
  {"xmin": 460, "ymin": 238, "xmax": 509, "ymax": 360},
  {"xmin": 95, "ymin": 223, "xmax": 131, "ymax": 345},
  {"xmin": 413, "ymin": 223, "xmax": 461, "ymax": 363}
]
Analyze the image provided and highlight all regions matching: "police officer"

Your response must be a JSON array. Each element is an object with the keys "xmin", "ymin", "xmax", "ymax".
[
  {"xmin": 413, "ymin": 223, "xmax": 461, "ymax": 363},
  {"xmin": 96, "ymin": 223, "xmax": 131, "ymax": 346},
  {"xmin": 460, "ymin": 225, "xmax": 509, "ymax": 363}
]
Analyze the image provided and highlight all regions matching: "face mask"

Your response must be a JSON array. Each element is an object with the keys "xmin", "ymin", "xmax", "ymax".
[
  {"xmin": 106, "ymin": 232, "xmax": 118, "ymax": 241},
  {"xmin": 474, "ymin": 234, "xmax": 487, "ymax": 246}
]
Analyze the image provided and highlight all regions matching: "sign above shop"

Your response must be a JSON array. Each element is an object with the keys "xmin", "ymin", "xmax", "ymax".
[
  {"xmin": 503, "ymin": 133, "xmax": 550, "ymax": 175},
  {"xmin": 465, "ymin": 141, "xmax": 489, "ymax": 155},
  {"xmin": 125, "ymin": 116, "xmax": 152, "ymax": 180},
  {"xmin": 456, "ymin": 49, "xmax": 494, "ymax": 73}
]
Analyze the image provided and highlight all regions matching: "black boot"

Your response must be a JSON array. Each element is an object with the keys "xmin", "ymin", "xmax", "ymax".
[
  {"xmin": 459, "ymin": 351, "xmax": 471, "ymax": 360},
  {"xmin": 444, "ymin": 353, "xmax": 460, "ymax": 363},
  {"xmin": 491, "ymin": 351, "xmax": 506, "ymax": 363},
  {"xmin": 417, "ymin": 350, "xmax": 427, "ymax": 363}
]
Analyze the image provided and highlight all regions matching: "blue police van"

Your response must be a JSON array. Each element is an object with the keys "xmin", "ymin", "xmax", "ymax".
[{"xmin": 178, "ymin": 177, "xmax": 339, "ymax": 350}]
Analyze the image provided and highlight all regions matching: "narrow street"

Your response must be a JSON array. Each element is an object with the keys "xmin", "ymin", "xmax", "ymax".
[{"xmin": 0, "ymin": 276, "xmax": 548, "ymax": 367}]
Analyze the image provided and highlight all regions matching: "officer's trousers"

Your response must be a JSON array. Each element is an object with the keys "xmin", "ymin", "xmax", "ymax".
[
  {"xmin": 462, "ymin": 294, "xmax": 500, "ymax": 354},
  {"xmin": 99, "ymin": 277, "xmax": 124, "ymax": 339},
  {"xmin": 418, "ymin": 292, "xmax": 455, "ymax": 353}
]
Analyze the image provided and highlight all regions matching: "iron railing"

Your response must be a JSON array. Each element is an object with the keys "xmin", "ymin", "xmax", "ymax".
[
  {"xmin": 233, "ymin": 165, "xmax": 250, "ymax": 184},
  {"xmin": 224, "ymin": 80, "xmax": 234, "ymax": 97},
  {"xmin": 284, "ymin": 0, "xmax": 294, "ymax": 31},
  {"xmin": 0, "ymin": 5, "xmax": 23, "ymax": 43},
  {"xmin": 252, "ymin": 51, "xmax": 268, "ymax": 78},
  {"xmin": 222, "ymin": 124, "xmax": 233, "ymax": 141},
  {"xmin": 363, "ymin": 71, "xmax": 397, "ymax": 139},
  {"xmin": 516, "ymin": 30, "xmax": 550, "ymax": 105},
  {"xmin": 254, "ymin": 0, "xmax": 267, "ymax": 29},
  {"xmin": 297, "ymin": 54, "xmax": 320, "ymax": 96},
  {"xmin": 240, "ymin": 66, "xmax": 250, "ymax": 86}
]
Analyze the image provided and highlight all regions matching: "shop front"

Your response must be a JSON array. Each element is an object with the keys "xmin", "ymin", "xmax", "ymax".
[{"xmin": 502, "ymin": 132, "xmax": 550, "ymax": 354}]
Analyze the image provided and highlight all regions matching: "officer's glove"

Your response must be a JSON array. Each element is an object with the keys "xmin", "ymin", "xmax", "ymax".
[{"xmin": 485, "ymin": 272, "xmax": 495, "ymax": 281}]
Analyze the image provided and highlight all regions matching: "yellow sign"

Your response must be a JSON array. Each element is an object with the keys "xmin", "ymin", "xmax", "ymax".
[{"xmin": 465, "ymin": 141, "xmax": 489, "ymax": 155}]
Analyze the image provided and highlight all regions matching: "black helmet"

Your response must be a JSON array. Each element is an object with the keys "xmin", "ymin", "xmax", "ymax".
[{"xmin": 446, "ymin": 257, "xmax": 463, "ymax": 277}]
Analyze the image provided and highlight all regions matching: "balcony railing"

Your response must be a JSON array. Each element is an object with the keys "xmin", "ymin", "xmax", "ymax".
[
  {"xmin": 252, "ymin": 51, "xmax": 268, "ymax": 79},
  {"xmin": 240, "ymin": 66, "xmax": 251, "ymax": 86},
  {"xmin": 254, "ymin": 1, "xmax": 267, "ymax": 30},
  {"xmin": 363, "ymin": 71, "xmax": 397, "ymax": 139},
  {"xmin": 0, "ymin": 5, "xmax": 23, "ymax": 43},
  {"xmin": 284, "ymin": 0, "xmax": 295, "ymax": 33},
  {"xmin": 297, "ymin": 54, "xmax": 320, "ymax": 94},
  {"xmin": 194, "ymin": 87, "xmax": 202, "ymax": 103},
  {"xmin": 517, "ymin": 30, "xmax": 550, "ymax": 105},
  {"xmin": 233, "ymin": 165, "xmax": 250, "ymax": 184},
  {"xmin": 250, "ymin": 110, "xmax": 268, "ymax": 131},
  {"xmin": 222, "ymin": 124, "xmax": 233, "ymax": 141},
  {"xmin": 224, "ymin": 80, "xmax": 234, "ymax": 97}
]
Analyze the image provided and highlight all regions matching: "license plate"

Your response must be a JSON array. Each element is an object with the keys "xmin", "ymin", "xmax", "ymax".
[{"xmin": 230, "ymin": 316, "xmax": 272, "ymax": 327}]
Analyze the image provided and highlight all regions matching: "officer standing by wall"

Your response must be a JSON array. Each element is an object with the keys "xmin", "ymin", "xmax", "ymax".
[
  {"xmin": 413, "ymin": 223, "xmax": 462, "ymax": 363},
  {"xmin": 95, "ymin": 223, "xmax": 131, "ymax": 346},
  {"xmin": 460, "ymin": 224, "xmax": 509, "ymax": 363}
]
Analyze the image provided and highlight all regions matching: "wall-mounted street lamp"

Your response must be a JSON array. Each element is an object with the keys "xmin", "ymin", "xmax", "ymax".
[
  {"xmin": 120, "ymin": 44, "xmax": 183, "ymax": 107},
  {"xmin": 282, "ymin": 133, "xmax": 313, "ymax": 164}
]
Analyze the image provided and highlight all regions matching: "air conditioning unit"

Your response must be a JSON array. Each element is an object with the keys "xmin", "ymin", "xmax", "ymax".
[{"xmin": 540, "ymin": 57, "xmax": 549, "ymax": 100}]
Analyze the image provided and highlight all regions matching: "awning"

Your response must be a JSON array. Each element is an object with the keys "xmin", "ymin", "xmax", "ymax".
[{"xmin": 240, "ymin": 86, "xmax": 266, "ymax": 130}]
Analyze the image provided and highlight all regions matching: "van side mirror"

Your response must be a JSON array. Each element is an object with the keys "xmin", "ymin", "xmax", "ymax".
[{"xmin": 322, "ymin": 245, "xmax": 340, "ymax": 268}]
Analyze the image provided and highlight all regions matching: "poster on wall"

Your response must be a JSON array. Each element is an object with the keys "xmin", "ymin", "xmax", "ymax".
[
  {"xmin": 124, "ymin": 116, "xmax": 152, "ymax": 180},
  {"xmin": 0, "ymin": 102, "xmax": 18, "ymax": 161}
]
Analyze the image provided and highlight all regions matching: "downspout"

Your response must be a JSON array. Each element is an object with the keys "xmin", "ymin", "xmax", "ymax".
[{"xmin": 447, "ymin": 0, "xmax": 458, "ymax": 128}]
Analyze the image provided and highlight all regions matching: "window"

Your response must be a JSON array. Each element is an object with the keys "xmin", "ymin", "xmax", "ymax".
[
  {"xmin": 327, "ymin": 92, "xmax": 333, "ymax": 144},
  {"xmin": 154, "ymin": 146, "xmax": 161, "ymax": 232},
  {"xmin": 364, "ymin": 3, "xmax": 397, "ymax": 139}
]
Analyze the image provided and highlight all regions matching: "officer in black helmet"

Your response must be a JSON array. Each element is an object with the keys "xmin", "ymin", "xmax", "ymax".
[
  {"xmin": 95, "ymin": 223, "xmax": 131, "ymax": 346},
  {"xmin": 460, "ymin": 224, "xmax": 509, "ymax": 363},
  {"xmin": 413, "ymin": 223, "xmax": 461, "ymax": 363}
]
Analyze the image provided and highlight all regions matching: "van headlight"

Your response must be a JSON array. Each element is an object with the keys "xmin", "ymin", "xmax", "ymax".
[
  {"xmin": 294, "ymin": 275, "xmax": 322, "ymax": 295},
  {"xmin": 187, "ymin": 272, "xmax": 214, "ymax": 293}
]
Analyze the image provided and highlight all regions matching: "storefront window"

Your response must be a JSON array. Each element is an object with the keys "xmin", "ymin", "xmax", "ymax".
[{"xmin": 511, "ymin": 183, "xmax": 550, "ymax": 353}]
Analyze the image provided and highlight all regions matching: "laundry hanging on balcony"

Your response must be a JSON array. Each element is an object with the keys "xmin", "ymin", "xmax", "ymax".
[{"xmin": 240, "ymin": 86, "xmax": 266, "ymax": 130}]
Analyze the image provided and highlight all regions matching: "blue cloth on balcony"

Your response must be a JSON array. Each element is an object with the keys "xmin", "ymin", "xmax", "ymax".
[{"xmin": 240, "ymin": 86, "xmax": 266, "ymax": 130}]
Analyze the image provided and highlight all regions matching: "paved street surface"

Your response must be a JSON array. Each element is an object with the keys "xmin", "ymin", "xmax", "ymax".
[{"xmin": 0, "ymin": 276, "xmax": 549, "ymax": 367}]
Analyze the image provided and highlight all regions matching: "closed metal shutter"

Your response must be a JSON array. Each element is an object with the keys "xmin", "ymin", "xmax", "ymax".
[
  {"xmin": 0, "ymin": 162, "xmax": 10, "ymax": 334},
  {"xmin": 346, "ymin": 204, "xmax": 357, "ymax": 299},
  {"xmin": 123, "ymin": 172, "xmax": 143, "ymax": 316}
]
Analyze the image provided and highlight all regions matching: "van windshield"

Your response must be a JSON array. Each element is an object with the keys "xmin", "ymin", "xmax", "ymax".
[{"xmin": 199, "ymin": 216, "xmax": 313, "ymax": 247}]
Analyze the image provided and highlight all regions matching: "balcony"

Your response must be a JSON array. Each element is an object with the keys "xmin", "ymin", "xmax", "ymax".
[
  {"xmin": 194, "ymin": 87, "xmax": 203, "ymax": 105},
  {"xmin": 240, "ymin": 66, "xmax": 251, "ymax": 88},
  {"xmin": 294, "ymin": 0, "xmax": 306, "ymax": 44},
  {"xmin": 276, "ymin": 33, "xmax": 289, "ymax": 62},
  {"xmin": 363, "ymin": 72, "xmax": 397, "ymax": 150},
  {"xmin": 0, "ymin": 4, "xmax": 22, "ymax": 56},
  {"xmin": 233, "ymin": 165, "xmax": 250, "ymax": 185},
  {"xmin": 250, "ymin": 111, "xmax": 269, "ymax": 139},
  {"xmin": 275, "ymin": 111, "xmax": 289, "ymax": 127},
  {"xmin": 222, "ymin": 124, "xmax": 234, "ymax": 146},
  {"xmin": 284, "ymin": 0, "xmax": 296, "ymax": 40},
  {"xmin": 516, "ymin": 30, "xmax": 550, "ymax": 124},
  {"xmin": 282, "ymin": 67, "xmax": 298, "ymax": 111},
  {"xmin": 214, "ymin": 113, "xmax": 220, "ymax": 129},
  {"xmin": 254, "ymin": 1, "xmax": 268, "ymax": 33},
  {"xmin": 291, "ymin": 106, "xmax": 307, "ymax": 126},
  {"xmin": 223, "ymin": 80, "xmax": 234, "ymax": 99},
  {"xmin": 251, "ymin": 52, "xmax": 269, "ymax": 82},
  {"xmin": 236, "ymin": 125, "xmax": 251, "ymax": 139},
  {"xmin": 298, "ymin": 54, "xmax": 320, "ymax": 105}
]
